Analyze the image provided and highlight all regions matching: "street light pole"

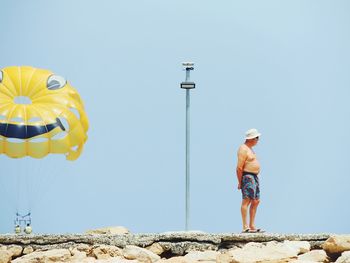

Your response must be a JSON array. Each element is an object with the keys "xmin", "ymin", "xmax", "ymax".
[{"xmin": 180, "ymin": 62, "xmax": 195, "ymax": 231}]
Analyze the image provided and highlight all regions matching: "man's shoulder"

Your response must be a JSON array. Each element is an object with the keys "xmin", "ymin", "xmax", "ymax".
[{"xmin": 238, "ymin": 144, "xmax": 248, "ymax": 154}]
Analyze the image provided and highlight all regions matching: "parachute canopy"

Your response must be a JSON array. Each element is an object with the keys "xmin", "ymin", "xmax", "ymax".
[{"xmin": 0, "ymin": 66, "xmax": 88, "ymax": 160}]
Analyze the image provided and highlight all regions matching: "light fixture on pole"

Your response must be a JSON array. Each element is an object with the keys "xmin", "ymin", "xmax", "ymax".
[{"xmin": 180, "ymin": 62, "xmax": 195, "ymax": 231}]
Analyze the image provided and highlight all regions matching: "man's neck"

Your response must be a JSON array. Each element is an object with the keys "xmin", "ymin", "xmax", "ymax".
[{"xmin": 245, "ymin": 142, "xmax": 254, "ymax": 148}]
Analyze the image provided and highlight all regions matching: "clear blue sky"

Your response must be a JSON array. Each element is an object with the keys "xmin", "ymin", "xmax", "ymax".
[{"xmin": 0, "ymin": 0, "xmax": 349, "ymax": 234}]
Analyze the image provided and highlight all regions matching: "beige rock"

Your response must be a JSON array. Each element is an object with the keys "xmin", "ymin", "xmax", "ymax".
[
  {"xmin": 289, "ymin": 260, "xmax": 316, "ymax": 263},
  {"xmin": 123, "ymin": 245, "xmax": 160, "ymax": 263},
  {"xmin": 71, "ymin": 257, "xmax": 96, "ymax": 263},
  {"xmin": 22, "ymin": 247, "xmax": 34, "ymax": 255},
  {"xmin": 7, "ymin": 245, "xmax": 23, "ymax": 258},
  {"xmin": 157, "ymin": 257, "xmax": 194, "ymax": 263},
  {"xmin": 11, "ymin": 248, "xmax": 71, "ymax": 263},
  {"xmin": 92, "ymin": 245, "xmax": 123, "ymax": 259},
  {"xmin": 146, "ymin": 243, "xmax": 165, "ymax": 255},
  {"xmin": 73, "ymin": 244, "xmax": 92, "ymax": 253},
  {"xmin": 297, "ymin": 249, "xmax": 329, "ymax": 262},
  {"xmin": 227, "ymin": 241, "xmax": 298, "ymax": 263},
  {"xmin": 216, "ymin": 253, "xmax": 232, "ymax": 263},
  {"xmin": 283, "ymin": 241, "xmax": 311, "ymax": 254},
  {"xmin": 95, "ymin": 257, "xmax": 139, "ymax": 262},
  {"xmin": 86, "ymin": 226, "xmax": 130, "ymax": 235},
  {"xmin": 335, "ymin": 251, "xmax": 350, "ymax": 263},
  {"xmin": 183, "ymin": 250, "xmax": 218, "ymax": 261},
  {"xmin": 323, "ymin": 235, "xmax": 350, "ymax": 254},
  {"xmin": 0, "ymin": 250, "xmax": 12, "ymax": 263},
  {"xmin": 71, "ymin": 248, "xmax": 88, "ymax": 260}
]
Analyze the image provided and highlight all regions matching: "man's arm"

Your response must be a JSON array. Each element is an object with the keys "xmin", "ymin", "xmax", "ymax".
[{"xmin": 236, "ymin": 146, "xmax": 247, "ymax": 189}]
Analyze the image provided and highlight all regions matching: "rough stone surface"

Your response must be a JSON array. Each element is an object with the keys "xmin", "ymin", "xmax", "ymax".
[
  {"xmin": 0, "ymin": 232, "xmax": 341, "ymax": 263},
  {"xmin": 86, "ymin": 226, "xmax": 130, "ymax": 235},
  {"xmin": 11, "ymin": 248, "xmax": 71, "ymax": 263},
  {"xmin": 183, "ymin": 250, "xmax": 218, "ymax": 261},
  {"xmin": 216, "ymin": 252, "xmax": 232, "ymax": 263},
  {"xmin": 227, "ymin": 241, "xmax": 299, "ymax": 262},
  {"xmin": 123, "ymin": 245, "xmax": 161, "ymax": 263},
  {"xmin": 297, "ymin": 249, "xmax": 329, "ymax": 262},
  {"xmin": 158, "ymin": 257, "xmax": 194, "ymax": 263},
  {"xmin": 0, "ymin": 250, "xmax": 12, "ymax": 263},
  {"xmin": 283, "ymin": 240, "xmax": 311, "ymax": 254},
  {"xmin": 146, "ymin": 243, "xmax": 165, "ymax": 255},
  {"xmin": 323, "ymin": 235, "xmax": 350, "ymax": 254},
  {"xmin": 335, "ymin": 251, "xmax": 350, "ymax": 263},
  {"xmin": 92, "ymin": 245, "xmax": 123, "ymax": 259},
  {"xmin": 22, "ymin": 246, "xmax": 34, "ymax": 255}
]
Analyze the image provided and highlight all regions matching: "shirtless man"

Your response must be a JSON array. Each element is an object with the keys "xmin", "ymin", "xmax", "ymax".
[{"xmin": 236, "ymin": 128, "xmax": 262, "ymax": 233}]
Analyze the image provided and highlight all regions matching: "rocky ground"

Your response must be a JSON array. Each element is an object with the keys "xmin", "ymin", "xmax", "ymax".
[{"xmin": 0, "ymin": 227, "xmax": 349, "ymax": 263}]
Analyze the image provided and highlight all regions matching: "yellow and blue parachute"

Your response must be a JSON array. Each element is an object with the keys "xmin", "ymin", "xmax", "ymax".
[{"xmin": 0, "ymin": 66, "xmax": 88, "ymax": 160}]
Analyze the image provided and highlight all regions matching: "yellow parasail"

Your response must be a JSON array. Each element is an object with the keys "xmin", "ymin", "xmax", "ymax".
[{"xmin": 0, "ymin": 66, "xmax": 88, "ymax": 160}]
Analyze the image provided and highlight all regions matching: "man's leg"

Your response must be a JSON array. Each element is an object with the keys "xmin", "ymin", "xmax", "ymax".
[
  {"xmin": 249, "ymin": 199, "xmax": 260, "ymax": 230},
  {"xmin": 241, "ymin": 198, "xmax": 252, "ymax": 230}
]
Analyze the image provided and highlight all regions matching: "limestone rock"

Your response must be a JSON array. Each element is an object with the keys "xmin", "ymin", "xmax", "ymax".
[
  {"xmin": 0, "ymin": 250, "xmax": 12, "ymax": 263},
  {"xmin": 227, "ymin": 241, "xmax": 299, "ymax": 262},
  {"xmin": 183, "ymin": 250, "xmax": 218, "ymax": 261},
  {"xmin": 123, "ymin": 245, "xmax": 161, "ymax": 263},
  {"xmin": 335, "ymin": 251, "xmax": 350, "ymax": 263},
  {"xmin": 70, "ymin": 248, "xmax": 88, "ymax": 260},
  {"xmin": 323, "ymin": 235, "xmax": 350, "ymax": 254},
  {"xmin": 12, "ymin": 248, "xmax": 71, "ymax": 263},
  {"xmin": 146, "ymin": 243, "xmax": 165, "ymax": 255},
  {"xmin": 72, "ymin": 244, "xmax": 91, "ymax": 254},
  {"xmin": 158, "ymin": 257, "xmax": 194, "ymax": 263},
  {"xmin": 71, "ymin": 257, "xmax": 96, "ymax": 263},
  {"xmin": 283, "ymin": 240, "xmax": 310, "ymax": 254},
  {"xmin": 290, "ymin": 260, "xmax": 318, "ymax": 263},
  {"xmin": 216, "ymin": 253, "xmax": 232, "ymax": 263},
  {"xmin": 86, "ymin": 226, "xmax": 130, "ymax": 235},
  {"xmin": 92, "ymin": 245, "xmax": 123, "ymax": 259},
  {"xmin": 95, "ymin": 257, "xmax": 139, "ymax": 263},
  {"xmin": 297, "ymin": 249, "xmax": 329, "ymax": 262},
  {"xmin": 22, "ymin": 247, "xmax": 34, "ymax": 255}
]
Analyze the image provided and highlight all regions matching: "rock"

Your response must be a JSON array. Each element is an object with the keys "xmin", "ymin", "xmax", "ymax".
[
  {"xmin": 12, "ymin": 248, "xmax": 71, "ymax": 263},
  {"xmin": 158, "ymin": 241, "xmax": 217, "ymax": 256},
  {"xmin": 0, "ymin": 250, "xmax": 12, "ymax": 263},
  {"xmin": 92, "ymin": 245, "xmax": 123, "ymax": 259},
  {"xmin": 22, "ymin": 247, "xmax": 34, "ymax": 255},
  {"xmin": 227, "ymin": 241, "xmax": 299, "ymax": 263},
  {"xmin": 158, "ymin": 257, "xmax": 194, "ymax": 263},
  {"xmin": 183, "ymin": 250, "xmax": 218, "ymax": 261},
  {"xmin": 95, "ymin": 257, "xmax": 139, "ymax": 263},
  {"xmin": 71, "ymin": 257, "xmax": 96, "ymax": 263},
  {"xmin": 7, "ymin": 245, "xmax": 23, "ymax": 258},
  {"xmin": 71, "ymin": 248, "xmax": 88, "ymax": 260},
  {"xmin": 146, "ymin": 243, "xmax": 165, "ymax": 255},
  {"xmin": 323, "ymin": 235, "xmax": 350, "ymax": 254},
  {"xmin": 335, "ymin": 251, "xmax": 350, "ymax": 263},
  {"xmin": 86, "ymin": 226, "xmax": 130, "ymax": 235},
  {"xmin": 290, "ymin": 260, "xmax": 318, "ymax": 263},
  {"xmin": 72, "ymin": 244, "xmax": 92, "ymax": 253},
  {"xmin": 216, "ymin": 253, "xmax": 232, "ymax": 263},
  {"xmin": 297, "ymin": 249, "xmax": 329, "ymax": 262},
  {"xmin": 123, "ymin": 245, "xmax": 161, "ymax": 263},
  {"xmin": 283, "ymin": 241, "xmax": 310, "ymax": 254}
]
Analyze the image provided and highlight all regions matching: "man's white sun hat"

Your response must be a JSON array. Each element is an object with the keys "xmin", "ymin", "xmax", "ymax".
[{"xmin": 245, "ymin": 128, "xmax": 261, "ymax": 140}]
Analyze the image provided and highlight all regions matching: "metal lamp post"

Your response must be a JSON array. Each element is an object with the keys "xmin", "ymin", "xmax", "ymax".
[{"xmin": 180, "ymin": 62, "xmax": 195, "ymax": 231}]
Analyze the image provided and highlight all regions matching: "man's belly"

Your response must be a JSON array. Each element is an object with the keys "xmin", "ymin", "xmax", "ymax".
[{"xmin": 244, "ymin": 161, "xmax": 260, "ymax": 174}]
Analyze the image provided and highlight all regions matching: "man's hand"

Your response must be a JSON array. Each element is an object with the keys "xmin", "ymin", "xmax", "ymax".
[{"xmin": 238, "ymin": 182, "xmax": 242, "ymax": 190}]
